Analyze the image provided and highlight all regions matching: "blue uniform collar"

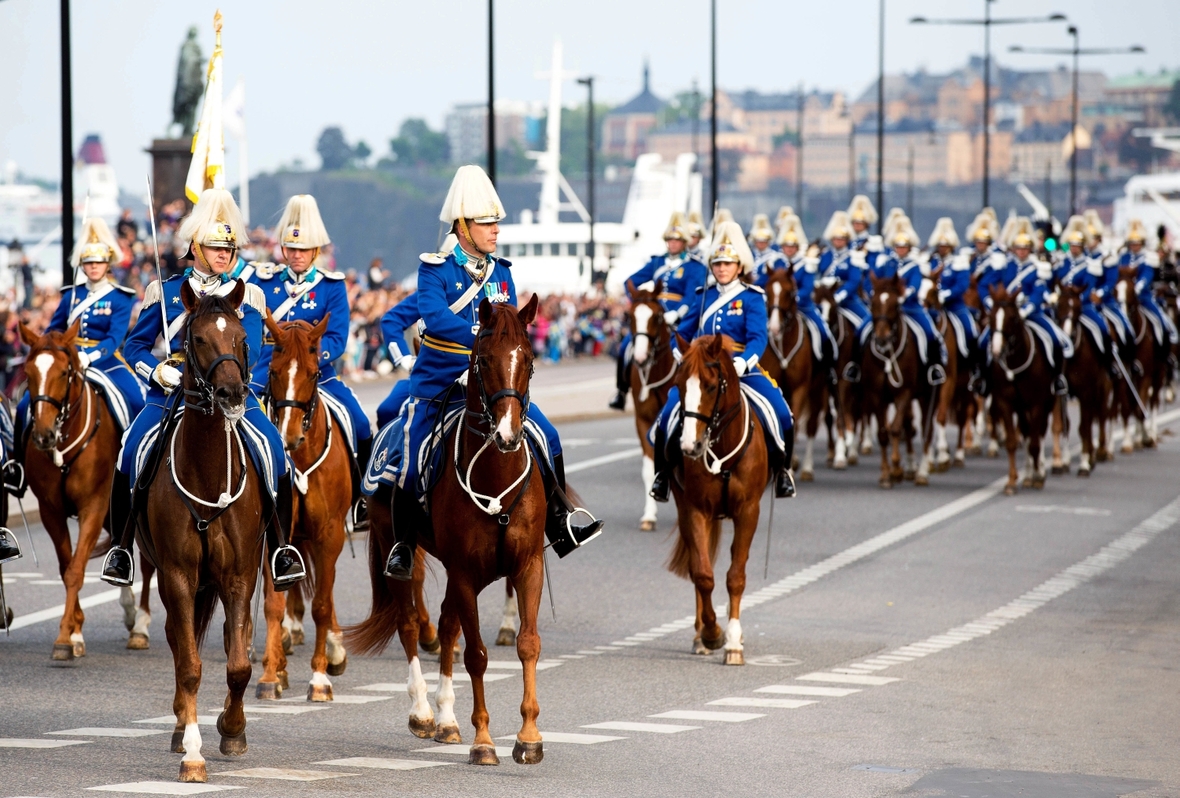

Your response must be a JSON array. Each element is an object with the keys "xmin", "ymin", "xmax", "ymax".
[
  {"xmin": 230, "ymin": 258, "xmax": 250, "ymax": 279},
  {"xmin": 183, "ymin": 266, "xmax": 229, "ymax": 285},
  {"xmin": 283, "ymin": 265, "xmax": 318, "ymax": 284}
]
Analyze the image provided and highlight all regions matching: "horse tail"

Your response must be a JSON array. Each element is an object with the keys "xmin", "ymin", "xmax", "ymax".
[
  {"xmin": 667, "ymin": 517, "xmax": 721, "ymax": 580},
  {"xmin": 343, "ymin": 484, "xmax": 400, "ymax": 656},
  {"xmin": 192, "ymin": 584, "xmax": 220, "ymax": 648}
]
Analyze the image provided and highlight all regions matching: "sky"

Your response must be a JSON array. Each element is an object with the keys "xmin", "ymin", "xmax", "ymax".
[{"xmin": 1, "ymin": 0, "xmax": 1176, "ymax": 196}]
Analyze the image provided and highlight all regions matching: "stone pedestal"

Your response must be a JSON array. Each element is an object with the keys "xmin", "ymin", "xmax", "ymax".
[{"xmin": 146, "ymin": 139, "xmax": 192, "ymax": 220}]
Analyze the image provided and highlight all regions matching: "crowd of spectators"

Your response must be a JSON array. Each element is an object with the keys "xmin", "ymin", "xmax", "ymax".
[{"xmin": 0, "ymin": 207, "xmax": 632, "ymax": 393}]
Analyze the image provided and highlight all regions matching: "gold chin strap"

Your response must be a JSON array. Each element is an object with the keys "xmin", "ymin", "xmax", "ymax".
[
  {"xmin": 457, "ymin": 218, "xmax": 490, "ymax": 258},
  {"xmin": 193, "ymin": 243, "xmax": 212, "ymax": 272}
]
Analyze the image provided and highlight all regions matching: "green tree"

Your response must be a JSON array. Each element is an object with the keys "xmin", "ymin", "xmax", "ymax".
[
  {"xmin": 544, "ymin": 102, "xmax": 612, "ymax": 177},
  {"xmin": 316, "ymin": 126, "xmax": 354, "ymax": 171},
  {"xmin": 354, "ymin": 140, "xmax": 372, "ymax": 164},
  {"xmin": 389, "ymin": 118, "xmax": 451, "ymax": 167},
  {"xmin": 1167, "ymin": 79, "xmax": 1180, "ymax": 124}
]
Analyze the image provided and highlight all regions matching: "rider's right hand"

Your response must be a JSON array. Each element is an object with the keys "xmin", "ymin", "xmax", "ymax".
[{"xmin": 153, "ymin": 363, "xmax": 182, "ymax": 391}]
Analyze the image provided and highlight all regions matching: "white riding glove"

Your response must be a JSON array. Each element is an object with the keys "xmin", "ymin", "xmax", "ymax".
[
  {"xmin": 732, "ymin": 357, "xmax": 748, "ymax": 377},
  {"xmin": 153, "ymin": 363, "xmax": 182, "ymax": 391},
  {"xmin": 84, "ymin": 349, "xmax": 103, "ymax": 365},
  {"xmin": 663, "ymin": 309, "xmax": 680, "ymax": 325},
  {"xmin": 457, "ymin": 369, "xmax": 469, "ymax": 387},
  {"xmin": 398, "ymin": 355, "xmax": 417, "ymax": 373}
]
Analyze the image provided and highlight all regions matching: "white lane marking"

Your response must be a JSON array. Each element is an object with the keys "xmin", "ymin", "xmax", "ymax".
[
  {"xmin": 559, "ymin": 654, "xmax": 585, "ymax": 659},
  {"xmin": 797, "ymin": 673, "xmax": 900, "ymax": 686},
  {"xmin": 216, "ymin": 768, "xmax": 355, "ymax": 781},
  {"xmin": 833, "ymin": 663, "xmax": 889, "ymax": 671},
  {"xmin": 565, "ymin": 448, "xmax": 643, "ymax": 474},
  {"xmin": 1015, "ymin": 505, "xmax": 1111, "ymax": 516},
  {"xmin": 7, "ymin": 577, "xmax": 157, "ymax": 631},
  {"xmin": 708, "ymin": 697, "xmax": 816, "ymax": 709},
  {"xmin": 649, "ymin": 710, "xmax": 765, "ymax": 722},
  {"xmin": 280, "ymin": 694, "xmax": 390, "ymax": 704},
  {"xmin": 86, "ymin": 783, "xmax": 240, "ymax": 795},
  {"xmin": 0, "ymin": 737, "xmax": 91, "ymax": 748},
  {"xmin": 315, "ymin": 757, "xmax": 451, "ymax": 770},
  {"xmin": 220, "ymin": 705, "xmax": 328, "ymax": 715},
  {"xmin": 47, "ymin": 728, "xmax": 168, "ymax": 738},
  {"xmin": 610, "ymin": 640, "xmax": 641, "ymax": 646},
  {"xmin": 577, "ymin": 650, "xmax": 605, "ymax": 655},
  {"xmin": 134, "ymin": 716, "xmax": 221, "ymax": 726},
  {"xmin": 416, "ymin": 744, "xmax": 515, "ymax": 757},
  {"xmin": 754, "ymin": 685, "xmax": 861, "ymax": 697},
  {"xmin": 495, "ymin": 732, "xmax": 627, "ymax": 744},
  {"xmin": 582, "ymin": 721, "xmax": 700, "ymax": 734}
]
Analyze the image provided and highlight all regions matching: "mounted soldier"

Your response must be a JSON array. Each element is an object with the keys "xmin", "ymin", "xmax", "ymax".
[
  {"xmin": 1119, "ymin": 219, "xmax": 1179, "ymax": 351},
  {"xmin": 100, "ymin": 188, "xmax": 306, "ymax": 589},
  {"xmin": 1055, "ymin": 215, "xmax": 1111, "ymax": 367},
  {"xmin": 927, "ymin": 217, "xmax": 981, "ymax": 388},
  {"xmin": 609, "ymin": 211, "xmax": 706, "ymax": 410},
  {"xmin": 250, "ymin": 195, "xmax": 374, "ymax": 531},
  {"xmin": 375, "ymin": 165, "xmax": 602, "ymax": 580},
  {"xmin": 750, "ymin": 213, "xmax": 786, "ymax": 286}
]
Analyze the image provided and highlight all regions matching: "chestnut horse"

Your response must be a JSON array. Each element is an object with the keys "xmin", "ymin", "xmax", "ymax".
[
  {"xmin": 254, "ymin": 316, "xmax": 349, "ymax": 702},
  {"xmin": 349, "ymin": 295, "xmax": 549, "ymax": 766},
  {"xmin": 986, "ymin": 286, "xmax": 1056, "ymax": 494},
  {"xmin": 1056, "ymin": 286, "xmax": 1112, "ymax": 475},
  {"xmin": 812, "ymin": 281, "xmax": 860, "ymax": 468},
  {"xmin": 760, "ymin": 268, "xmax": 825, "ymax": 481},
  {"xmin": 860, "ymin": 275, "xmax": 933, "ymax": 488},
  {"xmin": 1114, "ymin": 268, "xmax": 1166, "ymax": 451},
  {"xmin": 626, "ymin": 279, "xmax": 677, "ymax": 531},
  {"xmin": 924, "ymin": 270, "xmax": 972, "ymax": 471},
  {"xmin": 668, "ymin": 333, "xmax": 768, "ymax": 665},
  {"xmin": 19, "ymin": 319, "xmax": 122, "ymax": 660},
  {"xmin": 139, "ymin": 282, "xmax": 270, "ymax": 782}
]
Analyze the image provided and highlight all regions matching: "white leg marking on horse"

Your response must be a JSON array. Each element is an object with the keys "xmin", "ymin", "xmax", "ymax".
[
  {"xmin": 724, "ymin": 617, "xmax": 743, "ymax": 653},
  {"xmin": 326, "ymin": 630, "xmax": 346, "ymax": 666},
  {"xmin": 70, "ymin": 631, "xmax": 84, "ymax": 645},
  {"xmin": 992, "ymin": 309, "xmax": 1005, "ymax": 357},
  {"xmin": 833, "ymin": 433, "xmax": 847, "ymax": 468},
  {"xmin": 641, "ymin": 455, "xmax": 658, "ymax": 522},
  {"xmin": 281, "ymin": 359, "xmax": 299, "ymax": 440},
  {"xmin": 918, "ymin": 452, "xmax": 931, "ymax": 478},
  {"xmin": 292, "ymin": 616, "xmax": 303, "ymax": 637},
  {"xmin": 632, "ymin": 305, "xmax": 652, "ymax": 364},
  {"xmin": 499, "ymin": 591, "xmax": 518, "ymax": 636},
  {"xmin": 802, "ymin": 436, "xmax": 814, "ymax": 474},
  {"xmin": 682, "ymin": 376, "xmax": 702, "ymax": 452},
  {"xmin": 935, "ymin": 423, "xmax": 949, "ymax": 461},
  {"xmin": 435, "ymin": 675, "xmax": 457, "ymax": 728},
  {"xmin": 309, "ymin": 671, "xmax": 331, "ymax": 686},
  {"xmin": 180, "ymin": 723, "xmax": 202, "ymax": 762},
  {"xmin": 132, "ymin": 608, "xmax": 151, "ymax": 637},
  {"xmin": 407, "ymin": 656, "xmax": 433, "ymax": 725},
  {"xmin": 1079, "ymin": 452, "xmax": 1091, "ymax": 472}
]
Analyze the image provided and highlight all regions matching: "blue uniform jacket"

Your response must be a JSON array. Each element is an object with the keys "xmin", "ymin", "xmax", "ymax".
[
  {"xmin": 676, "ymin": 282, "xmax": 769, "ymax": 373},
  {"xmin": 380, "ymin": 292, "xmax": 420, "ymax": 365},
  {"xmin": 49, "ymin": 281, "xmax": 136, "ymax": 367},
  {"xmin": 251, "ymin": 265, "xmax": 351, "ymax": 384},
  {"xmin": 124, "ymin": 271, "xmax": 267, "ymax": 389},
  {"xmin": 932, "ymin": 253, "xmax": 971, "ymax": 312},
  {"xmin": 627, "ymin": 253, "xmax": 689, "ymax": 309},
  {"xmin": 1007, "ymin": 258, "xmax": 1048, "ymax": 309},
  {"xmin": 792, "ymin": 257, "xmax": 821, "ymax": 311},
  {"xmin": 753, "ymin": 248, "xmax": 787, "ymax": 288},
  {"xmin": 410, "ymin": 249, "xmax": 516, "ymax": 398},
  {"xmin": 1118, "ymin": 251, "xmax": 1156, "ymax": 299},
  {"xmin": 660, "ymin": 256, "xmax": 709, "ymax": 318},
  {"xmin": 817, "ymin": 248, "xmax": 865, "ymax": 305},
  {"xmin": 1056, "ymin": 253, "xmax": 1097, "ymax": 293}
]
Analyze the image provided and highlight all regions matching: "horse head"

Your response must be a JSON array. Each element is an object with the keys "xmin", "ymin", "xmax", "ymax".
[
  {"xmin": 19, "ymin": 318, "xmax": 84, "ymax": 451},
  {"xmin": 263, "ymin": 313, "xmax": 331, "ymax": 451},
  {"xmin": 1115, "ymin": 266, "xmax": 1139, "ymax": 314},
  {"xmin": 924, "ymin": 265, "xmax": 945, "ymax": 312},
  {"xmin": 987, "ymin": 284, "xmax": 1024, "ymax": 359},
  {"xmin": 473, "ymin": 294, "xmax": 537, "ymax": 453},
  {"xmin": 869, "ymin": 273, "xmax": 904, "ymax": 347},
  {"xmin": 766, "ymin": 267, "xmax": 797, "ymax": 337},
  {"xmin": 812, "ymin": 281, "xmax": 836, "ymax": 327},
  {"xmin": 180, "ymin": 280, "xmax": 250, "ymax": 420},
  {"xmin": 675, "ymin": 332, "xmax": 739, "ymax": 460},
  {"xmin": 626, "ymin": 278, "xmax": 666, "ymax": 366},
  {"xmin": 1057, "ymin": 284, "xmax": 1083, "ymax": 340}
]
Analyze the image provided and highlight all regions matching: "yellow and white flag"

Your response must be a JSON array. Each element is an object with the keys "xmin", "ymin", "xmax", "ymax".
[{"xmin": 184, "ymin": 10, "xmax": 225, "ymax": 202}]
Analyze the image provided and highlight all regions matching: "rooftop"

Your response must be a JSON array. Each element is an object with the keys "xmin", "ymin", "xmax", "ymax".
[{"xmin": 608, "ymin": 62, "xmax": 666, "ymax": 116}]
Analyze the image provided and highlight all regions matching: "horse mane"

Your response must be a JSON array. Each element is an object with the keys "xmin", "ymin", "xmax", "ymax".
[
  {"xmin": 482, "ymin": 301, "xmax": 526, "ymax": 341},
  {"xmin": 31, "ymin": 328, "xmax": 84, "ymax": 369}
]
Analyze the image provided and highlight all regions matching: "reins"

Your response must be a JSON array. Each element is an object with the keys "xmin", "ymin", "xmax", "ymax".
[
  {"xmin": 632, "ymin": 311, "xmax": 677, "ymax": 403},
  {"xmin": 869, "ymin": 310, "xmax": 909, "ymax": 389},
  {"xmin": 994, "ymin": 313, "xmax": 1037, "ymax": 382},
  {"xmin": 768, "ymin": 309, "xmax": 805, "ymax": 370},
  {"xmin": 263, "ymin": 353, "xmax": 332, "ymax": 495},
  {"xmin": 27, "ymin": 345, "xmax": 101, "ymax": 472},
  {"xmin": 681, "ymin": 360, "xmax": 751, "ymax": 476}
]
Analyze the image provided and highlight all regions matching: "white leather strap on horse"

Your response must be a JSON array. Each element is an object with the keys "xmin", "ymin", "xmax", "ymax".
[
  {"xmin": 449, "ymin": 265, "xmax": 493, "ymax": 314},
  {"xmin": 271, "ymin": 271, "xmax": 325, "ymax": 321},
  {"xmin": 67, "ymin": 283, "xmax": 113, "ymax": 324},
  {"xmin": 698, "ymin": 285, "xmax": 748, "ymax": 332},
  {"xmin": 291, "ymin": 410, "xmax": 334, "ymax": 495},
  {"xmin": 702, "ymin": 392, "xmax": 751, "ymax": 475},
  {"xmin": 769, "ymin": 312, "xmax": 805, "ymax": 370}
]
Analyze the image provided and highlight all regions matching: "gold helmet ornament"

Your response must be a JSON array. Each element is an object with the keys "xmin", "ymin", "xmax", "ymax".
[
  {"xmin": 774, "ymin": 205, "xmax": 795, "ymax": 231},
  {"xmin": 663, "ymin": 211, "xmax": 689, "ymax": 242},
  {"xmin": 927, "ymin": 217, "xmax": 960, "ymax": 250},
  {"xmin": 848, "ymin": 194, "xmax": 879, "ymax": 225},
  {"xmin": 1083, "ymin": 209, "xmax": 1107, "ymax": 246},
  {"xmin": 881, "ymin": 207, "xmax": 907, "ymax": 243},
  {"xmin": 967, "ymin": 211, "xmax": 999, "ymax": 244},
  {"xmin": 1007, "ymin": 217, "xmax": 1035, "ymax": 250},
  {"xmin": 686, "ymin": 210, "xmax": 705, "ymax": 239},
  {"xmin": 1061, "ymin": 215, "xmax": 1087, "ymax": 248},
  {"xmin": 708, "ymin": 221, "xmax": 755, "ymax": 273},
  {"xmin": 749, "ymin": 213, "xmax": 774, "ymax": 242},
  {"xmin": 178, "ymin": 188, "xmax": 245, "ymax": 251},
  {"xmin": 776, "ymin": 214, "xmax": 807, "ymax": 248},
  {"xmin": 823, "ymin": 210, "xmax": 853, "ymax": 242},
  {"xmin": 71, "ymin": 217, "xmax": 121, "ymax": 267},
  {"xmin": 891, "ymin": 217, "xmax": 919, "ymax": 249},
  {"xmin": 277, "ymin": 194, "xmax": 331, "ymax": 250}
]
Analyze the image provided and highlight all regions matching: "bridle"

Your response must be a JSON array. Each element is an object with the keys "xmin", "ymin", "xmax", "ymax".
[
  {"xmin": 27, "ymin": 343, "xmax": 99, "ymax": 471},
  {"xmin": 631, "ymin": 302, "xmax": 676, "ymax": 403},
  {"xmin": 680, "ymin": 358, "xmax": 750, "ymax": 475},
  {"xmin": 768, "ymin": 284, "xmax": 804, "ymax": 371},
  {"xmin": 263, "ymin": 336, "xmax": 331, "ymax": 494},
  {"xmin": 466, "ymin": 326, "xmax": 532, "ymax": 435},
  {"xmin": 182, "ymin": 313, "xmax": 250, "ymax": 416},
  {"xmin": 992, "ymin": 303, "xmax": 1036, "ymax": 381},
  {"xmin": 869, "ymin": 298, "xmax": 907, "ymax": 389}
]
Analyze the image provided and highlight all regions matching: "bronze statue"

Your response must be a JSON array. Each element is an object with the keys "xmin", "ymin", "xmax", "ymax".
[{"xmin": 171, "ymin": 26, "xmax": 204, "ymax": 138}]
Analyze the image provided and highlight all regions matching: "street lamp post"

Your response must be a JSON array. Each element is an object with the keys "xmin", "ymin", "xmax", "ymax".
[
  {"xmin": 60, "ymin": 0, "xmax": 73, "ymax": 286},
  {"xmin": 910, "ymin": 2, "xmax": 1066, "ymax": 209},
  {"xmin": 796, "ymin": 81, "xmax": 804, "ymax": 214},
  {"xmin": 487, "ymin": 0, "xmax": 495, "ymax": 185},
  {"xmin": 1010, "ymin": 31, "xmax": 1144, "ymax": 215},
  {"xmin": 876, "ymin": 0, "xmax": 885, "ymax": 234},
  {"xmin": 578, "ymin": 76, "xmax": 597, "ymax": 284},
  {"xmin": 710, "ymin": 0, "xmax": 718, "ymax": 217}
]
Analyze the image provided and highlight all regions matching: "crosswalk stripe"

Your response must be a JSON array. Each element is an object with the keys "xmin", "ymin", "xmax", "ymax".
[
  {"xmin": 314, "ymin": 757, "xmax": 451, "ymax": 770},
  {"xmin": 215, "ymin": 767, "xmax": 354, "ymax": 781},
  {"xmin": 581, "ymin": 721, "xmax": 700, "ymax": 734},
  {"xmin": 708, "ymin": 697, "xmax": 815, "ymax": 709},
  {"xmin": 0, "ymin": 737, "xmax": 91, "ymax": 748},
  {"xmin": 495, "ymin": 732, "xmax": 626, "ymax": 744},
  {"xmin": 415, "ymin": 744, "xmax": 515, "ymax": 756},
  {"xmin": 797, "ymin": 672, "xmax": 901, "ymax": 686},
  {"xmin": 47, "ymin": 728, "xmax": 168, "ymax": 738},
  {"xmin": 649, "ymin": 710, "xmax": 765, "ymax": 722},
  {"xmin": 754, "ymin": 685, "xmax": 861, "ymax": 697},
  {"xmin": 86, "ymin": 783, "xmax": 240, "ymax": 794}
]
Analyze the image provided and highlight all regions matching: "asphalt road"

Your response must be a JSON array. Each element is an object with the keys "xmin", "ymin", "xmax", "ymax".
[{"xmin": 3, "ymin": 389, "xmax": 1180, "ymax": 798}]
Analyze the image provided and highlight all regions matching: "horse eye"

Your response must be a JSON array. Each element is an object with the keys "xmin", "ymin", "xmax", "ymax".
[
  {"xmin": 309, "ymin": 347, "xmax": 316, "ymax": 354},
  {"xmin": 194, "ymin": 336, "xmax": 206, "ymax": 346},
  {"xmin": 275, "ymin": 345, "xmax": 285, "ymax": 353}
]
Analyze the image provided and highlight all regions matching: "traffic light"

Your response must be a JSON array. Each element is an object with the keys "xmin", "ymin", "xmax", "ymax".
[{"xmin": 1035, "ymin": 220, "xmax": 1058, "ymax": 253}]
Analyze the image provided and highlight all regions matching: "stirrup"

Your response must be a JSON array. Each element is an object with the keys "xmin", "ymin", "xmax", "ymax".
[
  {"xmin": 927, "ymin": 363, "xmax": 947, "ymax": 386},
  {"xmin": 2, "ymin": 461, "xmax": 25, "ymax": 495},
  {"xmin": 99, "ymin": 547, "xmax": 134, "ymax": 587},
  {"xmin": 270, "ymin": 545, "xmax": 306, "ymax": 589},
  {"xmin": 0, "ymin": 527, "xmax": 22, "ymax": 565},
  {"xmin": 383, "ymin": 542, "xmax": 414, "ymax": 581},
  {"xmin": 350, "ymin": 498, "xmax": 369, "ymax": 531},
  {"xmin": 1053, "ymin": 374, "xmax": 1069, "ymax": 396},
  {"xmin": 842, "ymin": 362, "xmax": 862, "ymax": 383}
]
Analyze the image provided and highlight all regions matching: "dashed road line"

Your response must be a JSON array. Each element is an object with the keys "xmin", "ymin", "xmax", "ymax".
[
  {"xmin": 754, "ymin": 685, "xmax": 861, "ymax": 697},
  {"xmin": 47, "ymin": 728, "xmax": 169, "ymax": 738},
  {"xmin": 0, "ymin": 737, "xmax": 91, "ymax": 748},
  {"xmin": 416, "ymin": 744, "xmax": 516, "ymax": 757},
  {"xmin": 565, "ymin": 447, "xmax": 643, "ymax": 474},
  {"xmin": 582, "ymin": 721, "xmax": 700, "ymax": 734},
  {"xmin": 216, "ymin": 767, "xmax": 354, "ymax": 781},
  {"xmin": 708, "ymin": 697, "xmax": 815, "ymax": 709},
  {"xmin": 495, "ymin": 732, "xmax": 626, "ymax": 744},
  {"xmin": 86, "ymin": 782, "xmax": 241, "ymax": 794},
  {"xmin": 650, "ymin": 710, "xmax": 765, "ymax": 722},
  {"xmin": 314, "ymin": 757, "xmax": 452, "ymax": 770},
  {"xmin": 797, "ymin": 672, "xmax": 900, "ymax": 686}
]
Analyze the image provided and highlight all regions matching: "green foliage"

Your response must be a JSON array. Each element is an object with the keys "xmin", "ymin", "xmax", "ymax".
[
  {"xmin": 389, "ymin": 119, "xmax": 451, "ymax": 167},
  {"xmin": 354, "ymin": 140, "xmax": 372, "ymax": 164},
  {"xmin": 773, "ymin": 129, "xmax": 800, "ymax": 149},
  {"xmin": 317, "ymin": 126, "xmax": 355, "ymax": 171},
  {"xmin": 541, "ymin": 102, "xmax": 613, "ymax": 177},
  {"xmin": 1167, "ymin": 79, "xmax": 1180, "ymax": 124},
  {"xmin": 658, "ymin": 90, "xmax": 704, "ymax": 127}
]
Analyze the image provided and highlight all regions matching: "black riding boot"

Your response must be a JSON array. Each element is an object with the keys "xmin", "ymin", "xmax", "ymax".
[
  {"xmin": 822, "ymin": 337, "xmax": 839, "ymax": 391},
  {"xmin": 383, "ymin": 487, "xmax": 418, "ymax": 581},
  {"xmin": 268, "ymin": 475, "xmax": 306, "ymax": 591},
  {"xmin": 6, "ymin": 413, "xmax": 26, "ymax": 499},
  {"xmin": 0, "ymin": 476, "xmax": 19, "ymax": 563},
  {"xmin": 545, "ymin": 454, "xmax": 604, "ymax": 558},
  {"xmin": 350, "ymin": 435, "xmax": 373, "ymax": 532},
  {"xmin": 99, "ymin": 470, "xmax": 136, "ymax": 586},
  {"xmin": 609, "ymin": 350, "xmax": 629, "ymax": 410},
  {"xmin": 770, "ymin": 427, "xmax": 797, "ymax": 499},
  {"xmin": 649, "ymin": 424, "xmax": 672, "ymax": 503}
]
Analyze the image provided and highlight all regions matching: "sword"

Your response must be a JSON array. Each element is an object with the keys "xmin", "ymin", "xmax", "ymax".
[
  {"xmin": 14, "ymin": 493, "xmax": 37, "ymax": 567},
  {"xmin": 0, "ymin": 564, "xmax": 9, "ymax": 636},
  {"xmin": 1111, "ymin": 348, "xmax": 1150, "ymax": 419},
  {"xmin": 145, "ymin": 177, "xmax": 171, "ymax": 359}
]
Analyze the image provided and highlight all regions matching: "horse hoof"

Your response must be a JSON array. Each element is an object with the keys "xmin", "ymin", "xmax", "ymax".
[
  {"xmin": 4, "ymin": 607, "xmax": 11, "ymax": 626},
  {"xmin": 1050, "ymin": 464, "xmax": 1065, "ymax": 475},
  {"xmin": 691, "ymin": 637, "xmax": 710, "ymax": 655},
  {"xmin": 724, "ymin": 649, "xmax": 745, "ymax": 666},
  {"xmin": 1077, "ymin": 467, "xmax": 1091, "ymax": 478},
  {"xmin": 878, "ymin": 477, "xmax": 893, "ymax": 489},
  {"xmin": 966, "ymin": 445, "xmax": 982, "ymax": 456},
  {"xmin": 282, "ymin": 629, "xmax": 293, "ymax": 655},
  {"xmin": 903, "ymin": 469, "xmax": 916, "ymax": 482},
  {"xmin": 702, "ymin": 629, "xmax": 726, "ymax": 651},
  {"xmin": 860, "ymin": 441, "xmax": 873, "ymax": 455},
  {"xmin": 512, "ymin": 739, "xmax": 544, "ymax": 765},
  {"xmin": 434, "ymin": 724, "xmax": 462, "ymax": 744},
  {"xmin": 308, "ymin": 682, "xmax": 333, "ymax": 702},
  {"xmin": 915, "ymin": 475, "xmax": 929, "ymax": 487},
  {"xmin": 127, "ymin": 633, "xmax": 150, "ymax": 651},
  {"xmin": 255, "ymin": 681, "xmax": 282, "ymax": 700},
  {"xmin": 219, "ymin": 732, "xmax": 248, "ymax": 756},
  {"xmin": 327, "ymin": 654, "xmax": 347, "ymax": 677},
  {"xmin": 1004, "ymin": 484, "xmax": 1018, "ymax": 496},
  {"xmin": 639, "ymin": 519, "xmax": 657, "ymax": 532},
  {"xmin": 799, "ymin": 470, "xmax": 814, "ymax": 482},
  {"xmin": 469, "ymin": 744, "xmax": 500, "ymax": 766},
  {"xmin": 170, "ymin": 730, "xmax": 185, "ymax": 754},
  {"xmin": 1032, "ymin": 478, "xmax": 1046, "ymax": 490},
  {"xmin": 847, "ymin": 453, "xmax": 859, "ymax": 466},
  {"xmin": 290, "ymin": 628, "xmax": 305, "ymax": 646},
  {"xmin": 278, "ymin": 670, "xmax": 290, "ymax": 691},
  {"xmin": 495, "ymin": 628, "xmax": 516, "ymax": 647},
  {"xmin": 832, "ymin": 458, "xmax": 847, "ymax": 471},
  {"xmin": 51, "ymin": 643, "xmax": 74, "ymax": 661},
  {"xmin": 420, "ymin": 634, "xmax": 442, "ymax": 655},
  {"xmin": 178, "ymin": 760, "xmax": 207, "ymax": 783},
  {"xmin": 409, "ymin": 715, "xmax": 436, "ymax": 739}
]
